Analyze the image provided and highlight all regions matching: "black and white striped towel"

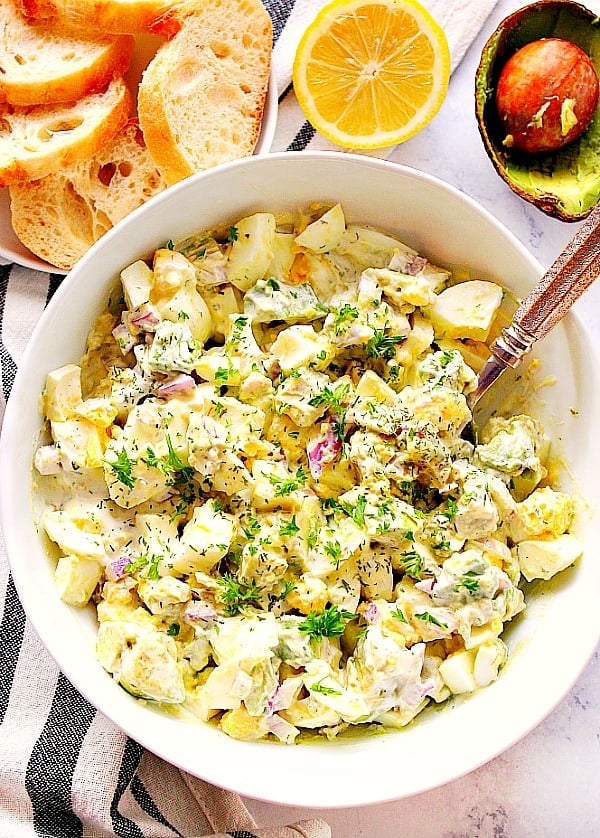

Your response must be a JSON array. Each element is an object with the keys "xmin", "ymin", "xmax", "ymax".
[{"xmin": 0, "ymin": 1, "xmax": 499, "ymax": 835}]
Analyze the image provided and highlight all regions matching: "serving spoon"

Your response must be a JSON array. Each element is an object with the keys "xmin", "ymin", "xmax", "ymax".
[{"xmin": 466, "ymin": 201, "xmax": 600, "ymax": 435}]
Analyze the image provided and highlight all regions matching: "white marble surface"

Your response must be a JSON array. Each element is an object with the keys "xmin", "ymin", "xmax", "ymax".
[{"xmin": 244, "ymin": 1, "xmax": 600, "ymax": 834}]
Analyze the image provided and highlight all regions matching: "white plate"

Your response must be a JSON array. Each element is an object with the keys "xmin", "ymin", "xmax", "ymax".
[
  {"xmin": 0, "ymin": 37, "xmax": 278, "ymax": 274},
  {"xmin": 2, "ymin": 153, "xmax": 599, "ymax": 808}
]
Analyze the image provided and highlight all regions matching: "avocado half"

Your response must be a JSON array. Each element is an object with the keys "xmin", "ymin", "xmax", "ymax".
[{"xmin": 475, "ymin": 0, "xmax": 600, "ymax": 221}]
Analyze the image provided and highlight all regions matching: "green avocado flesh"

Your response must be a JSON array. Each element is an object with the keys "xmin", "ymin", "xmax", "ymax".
[{"xmin": 476, "ymin": 2, "xmax": 600, "ymax": 221}]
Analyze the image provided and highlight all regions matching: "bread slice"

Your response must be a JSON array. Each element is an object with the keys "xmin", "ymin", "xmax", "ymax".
[
  {"xmin": 137, "ymin": 0, "xmax": 272, "ymax": 186},
  {"xmin": 16, "ymin": 0, "xmax": 174, "ymax": 35},
  {"xmin": 0, "ymin": 76, "xmax": 131, "ymax": 186},
  {"xmin": 9, "ymin": 119, "xmax": 165, "ymax": 269},
  {"xmin": 0, "ymin": 1, "xmax": 134, "ymax": 106}
]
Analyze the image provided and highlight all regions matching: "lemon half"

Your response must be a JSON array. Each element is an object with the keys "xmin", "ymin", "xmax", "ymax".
[{"xmin": 292, "ymin": 0, "xmax": 451, "ymax": 149}]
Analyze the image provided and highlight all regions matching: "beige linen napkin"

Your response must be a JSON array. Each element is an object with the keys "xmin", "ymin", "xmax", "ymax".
[{"xmin": 0, "ymin": 2, "xmax": 499, "ymax": 836}]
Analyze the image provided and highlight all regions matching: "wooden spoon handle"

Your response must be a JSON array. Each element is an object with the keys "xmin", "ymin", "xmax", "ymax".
[{"xmin": 513, "ymin": 202, "xmax": 600, "ymax": 341}]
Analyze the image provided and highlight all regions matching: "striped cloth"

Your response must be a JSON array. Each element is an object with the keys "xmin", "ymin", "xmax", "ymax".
[{"xmin": 0, "ymin": 1, "xmax": 499, "ymax": 835}]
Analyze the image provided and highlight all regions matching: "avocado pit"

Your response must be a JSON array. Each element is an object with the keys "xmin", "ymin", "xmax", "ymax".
[
  {"xmin": 496, "ymin": 38, "xmax": 599, "ymax": 153},
  {"xmin": 475, "ymin": 0, "xmax": 600, "ymax": 221}
]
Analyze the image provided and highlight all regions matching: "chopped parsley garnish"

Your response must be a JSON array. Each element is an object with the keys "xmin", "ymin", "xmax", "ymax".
[
  {"xmin": 166, "ymin": 623, "xmax": 180, "ymax": 636},
  {"xmin": 439, "ymin": 351, "xmax": 454, "ymax": 368},
  {"xmin": 146, "ymin": 554, "xmax": 161, "ymax": 580},
  {"xmin": 142, "ymin": 437, "xmax": 196, "ymax": 508},
  {"xmin": 217, "ymin": 574, "xmax": 262, "ymax": 615},
  {"xmin": 227, "ymin": 316, "xmax": 248, "ymax": 347},
  {"xmin": 332, "ymin": 303, "xmax": 359, "ymax": 334},
  {"xmin": 454, "ymin": 571, "xmax": 480, "ymax": 594},
  {"xmin": 227, "ymin": 226, "xmax": 238, "ymax": 242},
  {"xmin": 215, "ymin": 366, "xmax": 234, "ymax": 385},
  {"xmin": 391, "ymin": 607, "xmax": 408, "ymax": 623},
  {"xmin": 441, "ymin": 499, "xmax": 458, "ymax": 520},
  {"xmin": 365, "ymin": 330, "xmax": 406, "ymax": 360},
  {"xmin": 309, "ymin": 382, "xmax": 350, "ymax": 410},
  {"xmin": 311, "ymin": 679, "xmax": 342, "ymax": 696},
  {"xmin": 105, "ymin": 448, "xmax": 136, "ymax": 489},
  {"xmin": 242, "ymin": 516, "xmax": 261, "ymax": 540},
  {"xmin": 124, "ymin": 553, "xmax": 161, "ymax": 580},
  {"xmin": 309, "ymin": 382, "xmax": 350, "ymax": 443},
  {"xmin": 298, "ymin": 603, "xmax": 355, "ymax": 640},
  {"xmin": 142, "ymin": 447, "xmax": 162, "ymax": 471},
  {"xmin": 397, "ymin": 551, "xmax": 425, "ymax": 580},
  {"xmin": 165, "ymin": 436, "xmax": 194, "ymax": 483},
  {"xmin": 324, "ymin": 539, "xmax": 342, "ymax": 565},
  {"xmin": 415, "ymin": 612, "xmax": 448, "ymax": 629},
  {"xmin": 345, "ymin": 495, "xmax": 367, "ymax": 528},
  {"xmin": 278, "ymin": 579, "xmax": 297, "ymax": 599},
  {"xmin": 123, "ymin": 556, "xmax": 148, "ymax": 574},
  {"xmin": 306, "ymin": 525, "xmax": 319, "ymax": 550},
  {"xmin": 279, "ymin": 516, "xmax": 300, "ymax": 537},
  {"xmin": 321, "ymin": 496, "xmax": 367, "ymax": 529},
  {"xmin": 267, "ymin": 467, "xmax": 307, "ymax": 497},
  {"xmin": 266, "ymin": 278, "xmax": 280, "ymax": 291}
]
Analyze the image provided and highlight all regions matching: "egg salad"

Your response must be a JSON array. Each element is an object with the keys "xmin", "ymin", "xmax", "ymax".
[{"xmin": 34, "ymin": 203, "xmax": 583, "ymax": 743}]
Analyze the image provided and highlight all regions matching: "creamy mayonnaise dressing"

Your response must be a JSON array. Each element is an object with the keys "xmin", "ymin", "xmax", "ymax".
[{"xmin": 34, "ymin": 203, "xmax": 582, "ymax": 743}]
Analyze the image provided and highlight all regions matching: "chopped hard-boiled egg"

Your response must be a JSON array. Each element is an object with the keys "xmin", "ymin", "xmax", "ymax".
[
  {"xmin": 33, "ymin": 202, "xmax": 582, "ymax": 746},
  {"xmin": 515, "ymin": 533, "xmax": 583, "ymax": 581},
  {"xmin": 427, "ymin": 280, "xmax": 503, "ymax": 341}
]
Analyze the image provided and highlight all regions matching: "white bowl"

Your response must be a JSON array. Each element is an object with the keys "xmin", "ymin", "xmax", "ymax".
[
  {"xmin": 2, "ymin": 152, "xmax": 599, "ymax": 808},
  {"xmin": 0, "ymin": 59, "xmax": 278, "ymax": 274}
]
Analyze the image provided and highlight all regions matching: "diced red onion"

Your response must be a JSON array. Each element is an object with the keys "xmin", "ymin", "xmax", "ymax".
[
  {"xmin": 183, "ymin": 601, "xmax": 218, "ymax": 624},
  {"xmin": 106, "ymin": 553, "xmax": 133, "ymax": 582},
  {"xmin": 405, "ymin": 255, "xmax": 427, "ymax": 276},
  {"xmin": 307, "ymin": 425, "xmax": 342, "ymax": 478},
  {"xmin": 198, "ymin": 262, "xmax": 227, "ymax": 286},
  {"xmin": 401, "ymin": 677, "xmax": 437, "ymax": 707},
  {"xmin": 364, "ymin": 602, "xmax": 379, "ymax": 624},
  {"xmin": 420, "ymin": 677, "xmax": 437, "ymax": 699},
  {"xmin": 129, "ymin": 303, "xmax": 161, "ymax": 331},
  {"xmin": 266, "ymin": 713, "xmax": 299, "ymax": 743},
  {"xmin": 415, "ymin": 578, "xmax": 436, "ymax": 595},
  {"xmin": 157, "ymin": 374, "xmax": 196, "ymax": 399},
  {"xmin": 388, "ymin": 251, "xmax": 427, "ymax": 276},
  {"xmin": 267, "ymin": 678, "xmax": 302, "ymax": 713}
]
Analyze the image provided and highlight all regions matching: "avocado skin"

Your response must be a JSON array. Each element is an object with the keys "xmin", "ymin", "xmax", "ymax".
[{"xmin": 475, "ymin": 0, "xmax": 600, "ymax": 221}]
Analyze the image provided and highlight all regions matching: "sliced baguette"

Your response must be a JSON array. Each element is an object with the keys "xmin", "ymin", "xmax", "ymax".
[
  {"xmin": 9, "ymin": 119, "xmax": 165, "ymax": 269},
  {"xmin": 0, "ymin": 76, "xmax": 131, "ymax": 187},
  {"xmin": 137, "ymin": 0, "xmax": 272, "ymax": 186},
  {"xmin": 16, "ymin": 0, "xmax": 174, "ymax": 34},
  {"xmin": 0, "ymin": 1, "xmax": 134, "ymax": 106}
]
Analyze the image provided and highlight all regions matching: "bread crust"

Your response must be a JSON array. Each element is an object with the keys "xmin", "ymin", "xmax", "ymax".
[
  {"xmin": 138, "ymin": 0, "xmax": 272, "ymax": 185},
  {"xmin": 17, "ymin": 0, "xmax": 176, "ymax": 35},
  {"xmin": 0, "ymin": 76, "xmax": 131, "ymax": 186},
  {"xmin": 9, "ymin": 118, "xmax": 165, "ymax": 268},
  {"xmin": 0, "ymin": 2, "xmax": 134, "ymax": 105},
  {"xmin": 3, "ymin": 0, "xmax": 274, "ymax": 264}
]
